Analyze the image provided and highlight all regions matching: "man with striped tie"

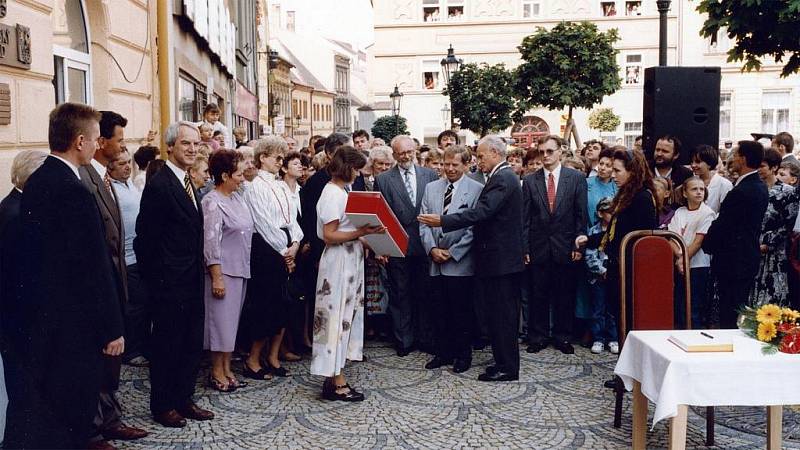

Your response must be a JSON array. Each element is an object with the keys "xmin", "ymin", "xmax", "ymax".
[
  {"xmin": 134, "ymin": 121, "xmax": 214, "ymax": 428},
  {"xmin": 419, "ymin": 145, "xmax": 483, "ymax": 373}
]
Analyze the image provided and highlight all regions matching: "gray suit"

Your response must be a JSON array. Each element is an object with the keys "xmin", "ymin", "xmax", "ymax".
[{"xmin": 375, "ymin": 164, "xmax": 438, "ymax": 350}]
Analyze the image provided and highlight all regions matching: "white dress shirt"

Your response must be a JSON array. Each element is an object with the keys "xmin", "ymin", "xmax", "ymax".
[
  {"xmin": 543, "ymin": 163, "xmax": 562, "ymax": 196},
  {"xmin": 280, "ymin": 179, "xmax": 302, "ymax": 219},
  {"xmin": 50, "ymin": 154, "xmax": 81, "ymax": 179},
  {"xmin": 90, "ymin": 158, "xmax": 107, "ymax": 179},
  {"xmin": 243, "ymin": 170, "xmax": 303, "ymax": 256}
]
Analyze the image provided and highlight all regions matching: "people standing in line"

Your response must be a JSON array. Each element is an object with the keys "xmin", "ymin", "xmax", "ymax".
[
  {"xmin": 669, "ymin": 177, "xmax": 716, "ymax": 329},
  {"xmin": 772, "ymin": 132, "xmax": 799, "ymax": 167},
  {"xmin": 419, "ymin": 145, "xmax": 483, "ymax": 373},
  {"xmin": 703, "ymin": 141, "xmax": 769, "ymax": 328},
  {"xmin": 200, "ymin": 103, "xmax": 231, "ymax": 149},
  {"xmin": 135, "ymin": 121, "xmax": 214, "ymax": 428},
  {"xmin": 652, "ymin": 135, "xmax": 692, "ymax": 188},
  {"xmin": 522, "ymin": 135, "xmax": 588, "ymax": 355},
  {"xmin": 108, "ymin": 149, "xmax": 150, "ymax": 368},
  {"xmin": 419, "ymin": 135, "xmax": 525, "ymax": 382},
  {"xmin": 7, "ymin": 103, "xmax": 124, "ymax": 448},
  {"xmin": 689, "ymin": 144, "xmax": 732, "ymax": 214},
  {"xmin": 310, "ymin": 146, "xmax": 385, "ymax": 401},
  {"xmin": 375, "ymin": 135, "xmax": 439, "ymax": 356},
  {"xmin": 586, "ymin": 148, "xmax": 617, "ymax": 229},
  {"xmin": 241, "ymin": 137, "xmax": 302, "ymax": 379},
  {"xmin": 202, "ymin": 150, "xmax": 253, "ymax": 392},
  {"xmin": 586, "ymin": 198, "xmax": 618, "ymax": 354},
  {"xmin": 749, "ymin": 149, "xmax": 798, "ymax": 306}
]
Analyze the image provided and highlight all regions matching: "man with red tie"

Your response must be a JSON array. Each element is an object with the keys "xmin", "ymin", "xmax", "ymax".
[{"xmin": 522, "ymin": 135, "xmax": 588, "ymax": 355}]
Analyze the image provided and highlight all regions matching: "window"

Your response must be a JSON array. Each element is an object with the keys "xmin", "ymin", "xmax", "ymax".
[
  {"xmin": 286, "ymin": 11, "xmax": 295, "ymax": 32},
  {"xmin": 707, "ymin": 28, "xmax": 734, "ymax": 54},
  {"xmin": 624, "ymin": 54, "xmax": 642, "ymax": 85},
  {"xmin": 422, "ymin": 60, "xmax": 440, "ymax": 90},
  {"xmin": 423, "ymin": 0, "xmax": 463, "ymax": 22},
  {"xmin": 625, "ymin": 1, "xmax": 641, "ymax": 16},
  {"xmin": 601, "ymin": 1, "xmax": 617, "ymax": 16},
  {"xmin": 178, "ymin": 73, "xmax": 207, "ymax": 122},
  {"xmin": 522, "ymin": 1, "xmax": 541, "ymax": 18},
  {"xmin": 302, "ymin": 100, "xmax": 308, "ymax": 119},
  {"xmin": 761, "ymin": 91, "xmax": 791, "ymax": 134},
  {"xmin": 52, "ymin": 0, "xmax": 91, "ymax": 104},
  {"xmin": 624, "ymin": 122, "xmax": 642, "ymax": 149},
  {"xmin": 719, "ymin": 92, "xmax": 732, "ymax": 140}
]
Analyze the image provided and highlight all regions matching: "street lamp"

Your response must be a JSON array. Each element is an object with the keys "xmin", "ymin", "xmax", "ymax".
[
  {"xmin": 656, "ymin": 1, "xmax": 671, "ymax": 66},
  {"xmin": 389, "ymin": 84, "xmax": 403, "ymax": 136},
  {"xmin": 441, "ymin": 104, "xmax": 451, "ymax": 129},
  {"xmin": 440, "ymin": 44, "xmax": 463, "ymax": 129}
]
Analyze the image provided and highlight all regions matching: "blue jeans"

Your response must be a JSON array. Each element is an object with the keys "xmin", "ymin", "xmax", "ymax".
[{"xmin": 590, "ymin": 278, "xmax": 618, "ymax": 343}]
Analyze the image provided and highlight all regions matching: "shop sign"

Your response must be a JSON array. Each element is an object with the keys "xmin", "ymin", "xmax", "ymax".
[{"xmin": 274, "ymin": 116, "xmax": 285, "ymax": 135}]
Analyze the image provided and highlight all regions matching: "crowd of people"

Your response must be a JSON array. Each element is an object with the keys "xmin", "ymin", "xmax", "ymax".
[{"xmin": 0, "ymin": 100, "xmax": 797, "ymax": 448}]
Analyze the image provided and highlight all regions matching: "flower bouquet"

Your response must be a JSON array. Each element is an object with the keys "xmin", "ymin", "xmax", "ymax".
[{"xmin": 738, "ymin": 304, "xmax": 800, "ymax": 354}]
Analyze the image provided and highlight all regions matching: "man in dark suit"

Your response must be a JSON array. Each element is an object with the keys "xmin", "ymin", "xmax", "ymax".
[
  {"xmin": 703, "ymin": 140, "xmax": 769, "ymax": 328},
  {"xmin": 522, "ymin": 135, "xmax": 588, "ymax": 355},
  {"xmin": 134, "ymin": 121, "xmax": 213, "ymax": 428},
  {"xmin": 7, "ymin": 103, "xmax": 124, "ymax": 449},
  {"xmin": 80, "ymin": 111, "xmax": 148, "ymax": 448},
  {"xmin": 652, "ymin": 135, "xmax": 692, "ymax": 187},
  {"xmin": 419, "ymin": 135, "xmax": 525, "ymax": 382},
  {"xmin": 375, "ymin": 135, "xmax": 439, "ymax": 356},
  {"xmin": 772, "ymin": 131, "xmax": 799, "ymax": 168}
]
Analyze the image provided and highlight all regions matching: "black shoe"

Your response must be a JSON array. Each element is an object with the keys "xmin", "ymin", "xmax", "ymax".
[
  {"xmin": 484, "ymin": 365, "xmax": 502, "ymax": 376},
  {"xmin": 526, "ymin": 341, "xmax": 548, "ymax": 353},
  {"xmin": 424, "ymin": 356, "xmax": 452, "ymax": 370},
  {"xmin": 554, "ymin": 341, "xmax": 575, "ymax": 355},
  {"xmin": 604, "ymin": 376, "xmax": 621, "ymax": 390},
  {"xmin": 396, "ymin": 345, "xmax": 414, "ymax": 357},
  {"xmin": 267, "ymin": 362, "xmax": 289, "ymax": 377},
  {"xmin": 452, "ymin": 359, "xmax": 471, "ymax": 373},
  {"xmin": 478, "ymin": 371, "xmax": 518, "ymax": 382},
  {"xmin": 322, "ymin": 383, "xmax": 365, "ymax": 402}
]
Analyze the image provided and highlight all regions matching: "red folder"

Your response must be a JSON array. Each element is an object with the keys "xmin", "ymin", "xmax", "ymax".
[{"xmin": 345, "ymin": 191, "xmax": 408, "ymax": 257}]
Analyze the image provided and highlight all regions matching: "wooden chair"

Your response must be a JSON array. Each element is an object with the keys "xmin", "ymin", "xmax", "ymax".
[{"xmin": 611, "ymin": 230, "xmax": 715, "ymax": 446}]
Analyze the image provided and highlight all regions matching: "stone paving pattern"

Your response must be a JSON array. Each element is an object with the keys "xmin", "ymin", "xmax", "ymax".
[{"xmin": 117, "ymin": 342, "xmax": 800, "ymax": 449}]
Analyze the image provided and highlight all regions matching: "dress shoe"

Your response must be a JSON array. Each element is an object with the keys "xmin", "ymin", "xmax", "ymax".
[
  {"xmin": 554, "ymin": 341, "xmax": 575, "ymax": 355},
  {"xmin": 484, "ymin": 365, "xmax": 501, "ymax": 376},
  {"xmin": 477, "ymin": 371, "xmax": 518, "ymax": 382},
  {"xmin": 153, "ymin": 410, "xmax": 187, "ymax": 428},
  {"xmin": 87, "ymin": 440, "xmax": 117, "ymax": 450},
  {"xmin": 604, "ymin": 376, "xmax": 622, "ymax": 390},
  {"xmin": 177, "ymin": 402, "xmax": 214, "ymax": 421},
  {"xmin": 103, "ymin": 424, "xmax": 149, "ymax": 441},
  {"xmin": 396, "ymin": 345, "xmax": 414, "ymax": 357},
  {"xmin": 452, "ymin": 359, "xmax": 471, "ymax": 373},
  {"xmin": 424, "ymin": 356, "xmax": 452, "ymax": 370},
  {"xmin": 526, "ymin": 341, "xmax": 548, "ymax": 353}
]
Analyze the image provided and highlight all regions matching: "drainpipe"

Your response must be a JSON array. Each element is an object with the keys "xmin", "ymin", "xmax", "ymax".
[
  {"xmin": 157, "ymin": 0, "xmax": 171, "ymax": 157},
  {"xmin": 309, "ymin": 88, "xmax": 314, "ymax": 139}
]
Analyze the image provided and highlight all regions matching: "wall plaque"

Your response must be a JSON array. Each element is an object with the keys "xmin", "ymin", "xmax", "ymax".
[
  {"xmin": 0, "ymin": 23, "xmax": 31, "ymax": 70},
  {"xmin": 0, "ymin": 83, "xmax": 11, "ymax": 125},
  {"xmin": 0, "ymin": 1, "xmax": 6, "ymax": 19}
]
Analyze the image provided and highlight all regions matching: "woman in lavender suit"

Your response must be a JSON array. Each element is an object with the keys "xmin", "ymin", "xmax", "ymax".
[{"xmin": 202, "ymin": 150, "xmax": 254, "ymax": 392}]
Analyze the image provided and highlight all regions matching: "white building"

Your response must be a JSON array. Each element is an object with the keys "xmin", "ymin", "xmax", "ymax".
[{"xmin": 369, "ymin": 0, "xmax": 800, "ymax": 148}]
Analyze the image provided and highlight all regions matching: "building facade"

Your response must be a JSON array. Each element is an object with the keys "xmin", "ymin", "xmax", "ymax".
[{"xmin": 370, "ymin": 0, "xmax": 800, "ymax": 148}]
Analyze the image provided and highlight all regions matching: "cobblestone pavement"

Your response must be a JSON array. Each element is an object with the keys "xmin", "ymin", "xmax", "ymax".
[{"xmin": 117, "ymin": 341, "xmax": 800, "ymax": 449}]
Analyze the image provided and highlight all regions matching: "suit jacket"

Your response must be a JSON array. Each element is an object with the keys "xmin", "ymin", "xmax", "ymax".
[
  {"xmin": 375, "ymin": 164, "xmax": 439, "ymax": 256},
  {"xmin": 80, "ymin": 164, "xmax": 127, "ymax": 304},
  {"xmin": 441, "ymin": 162, "xmax": 525, "ymax": 277},
  {"xmin": 702, "ymin": 172, "xmax": 769, "ymax": 279},
  {"xmin": 522, "ymin": 167, "xmax": 588, "ymax": 265},
  {"xmin": 0, "ymin": 189, "xmax": 22, "ymax": 352},
  {"xmin": 420, "ymin": 176, "xmax": 483, "ymax": 276},
  {"xmin": 468, "ymin": 170, "xmax": 486, "ymax": 185},
  {"xmin": 351, "ymin": 173, "xmax": 367, "ymax": 192},
  {"xmin": 299, "ymin": 169, "xmax": 331, "ymax": 262},
  {"xmin": 134, "ymin": 165, "xmax": 204, "ymax": 304}
]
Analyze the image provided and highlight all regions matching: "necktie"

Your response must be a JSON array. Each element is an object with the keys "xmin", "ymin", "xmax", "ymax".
[
  {"xmin": 183, "ymin": 173, "xmax": 196, "ymax": 207},
  {"xmin": 403, "ymin": 169, "xmax": 414, "ymax": 203},
  {"xmin": 547, "ymin": 172, "xmax": 556, "ymax": 213},
  {"xmin": 103, "ymin": 172, "xmax": 115, "ymax": 202},
  {"xmin": 442, "ymin": 182, "xmax": 454, "ymax": 213}
]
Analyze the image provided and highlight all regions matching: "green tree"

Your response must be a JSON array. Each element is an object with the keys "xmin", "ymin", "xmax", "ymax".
[
  {"xmin": 514, "ymin": 21, "xmax": 621, "ymax": 148},
  {"xmin": 446, "ymin": 63, "xmax": 516, "ymax": 137},
  {"xmin": 371, "ymin": 115, "xmax": 408, "ymax": 143},
  {"xmin": 587, "ymin": 107, "xmax": 621, "ymax": 133},
  {"xmin": 697, "ymin": 0, "xmax": 800, "ymax": 78}
]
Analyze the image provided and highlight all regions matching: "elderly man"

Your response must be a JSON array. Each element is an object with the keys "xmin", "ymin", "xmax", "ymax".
[
  {"xmin": 376, "ymin": 135, "xmax": 439, "ymax": 356},
  {"xmin": 419, "ymin": 135, "xmax": 525, "ymax": 382},
  {"xmin": 135, "ymin": 122, "xmax": 213, "ymax": 428}
]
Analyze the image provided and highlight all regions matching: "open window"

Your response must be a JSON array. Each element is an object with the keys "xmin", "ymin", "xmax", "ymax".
[{"xmin": 52, "ymin": 0, "xmax": 92, "ymax": 104}]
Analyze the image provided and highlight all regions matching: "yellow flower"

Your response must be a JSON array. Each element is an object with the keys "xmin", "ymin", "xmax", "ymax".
[
  {"xmin": 757, "ymin": 321, "xmax": 778, "ymax": 342},
  {"xmin": 756, "ymin": 304, "xmax": 782, "ymax": 324},
  {"xmin": 782, "ymin": 308, "xmax": 800, "ymax": 322}
]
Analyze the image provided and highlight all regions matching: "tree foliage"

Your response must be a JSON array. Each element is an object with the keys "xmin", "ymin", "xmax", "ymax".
[
  {"xmin": 587, "ymin": 107, "xmax": 621, "ymax": 132},
  {"xmin": 371, "ymin": 115, "xmax": 408, "ymax": 143},
  {"xmin": 697, "ymin": 0, "xmax": 800, "ymax": 78},
  {"xmin": 446, "ymin": 63, "xmax": 517, "ymax": 137},
  {"xmin": 514, "ymin": 21, "xmax": 621, "ymax": 121}
]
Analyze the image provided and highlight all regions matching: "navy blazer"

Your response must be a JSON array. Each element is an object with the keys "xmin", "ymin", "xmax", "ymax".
[
  {"xmin": 522, "ymin": 166, "xmax": 588, "ymax": 265},
  {"xmin": 441, "ymin": 162, "xmax": 524, "ymax": 277},
  {"xmin": 703, "ymin": 172, "xmax": 768, "ymax": 279},
  {"xmin": 0, "ymin": 189, "xmax": 23, "ymax": 351},
  {"xmin": 375, "ymin": 164, "xmax": 438, "ymax": 256}
]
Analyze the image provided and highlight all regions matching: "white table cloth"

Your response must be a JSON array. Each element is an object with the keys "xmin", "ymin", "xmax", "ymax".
[{"xmin": 614, "ymin": 329, "xmax": 800, "ymax": 427}]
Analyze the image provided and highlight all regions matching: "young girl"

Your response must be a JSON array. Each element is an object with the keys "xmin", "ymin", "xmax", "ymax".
[
  {"xmin": 668, "ymin": 177, "xmax": 716, "ymax": 328},
  {"xmin": 199, "ymin": 122, "xmax": 220, "ymax": 152},
  {"xmin": 653, "ymin": 177, "xmax": 674, "ymax": 229}
]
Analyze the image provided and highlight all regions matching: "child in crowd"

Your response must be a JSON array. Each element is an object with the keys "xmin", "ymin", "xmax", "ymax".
[
  {"xmin": 778, "ymin": 161, "xmax": 800, "ymax": 187},
  {"xmin": 668, "ymin": 177, "xmax": 716, "ymax": 329},
  {"xmin": 587, "ymin": 198, "xmax": 618, "ymax": 354},
  {"xmin": 213, "ymin": 130, "xmax": 226, "ymax": 149},
  {"xmin": 199, "ymin": 123, "xmax": 220, "ymax": 152},
  {"xmin": 653, "ymin": 177, "xmax": 674, "ymax": 228},
  {"xmin": 201, "ymin": 102, "xmax": 231, "ymax": 148}
]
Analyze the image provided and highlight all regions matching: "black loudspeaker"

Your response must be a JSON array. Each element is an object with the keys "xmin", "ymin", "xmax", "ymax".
[{"xmin": 642, "ymin": 66, "xmax": 721, "ymax": 166}]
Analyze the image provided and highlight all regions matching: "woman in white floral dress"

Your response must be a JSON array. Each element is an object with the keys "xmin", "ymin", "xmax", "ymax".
[{"xmin": 310, "ymin": 146, "xmax": 384, "ymax": 402}]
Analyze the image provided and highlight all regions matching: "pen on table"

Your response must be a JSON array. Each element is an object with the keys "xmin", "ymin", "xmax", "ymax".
[{"xmin": 700, "ymin": 332, "xmax": 714, "ymax": 339}]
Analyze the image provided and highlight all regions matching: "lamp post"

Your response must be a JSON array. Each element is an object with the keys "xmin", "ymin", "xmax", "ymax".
[
  {"xmin": 441, "ymin": 104, "xmax": 451, "ymax": 129},
  {"xmin": 656, "ymin": 1, "xmax": 671, "ymax": 66},
  {"xmin": 440, "ymin": 44, "xmax": 463, "ymax": 129},
  {"xmin": 389, "ymin": 84, "xmax": 403, "ymax": 137}
]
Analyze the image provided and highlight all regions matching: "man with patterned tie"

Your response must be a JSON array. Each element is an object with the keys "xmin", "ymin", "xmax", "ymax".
[
  {"xmin": 419, "ymin": 145, "xmax": 483, "ymax": 373},
  {"xmin": 521, "ymin": 135, "xmax": 588, "ymax": 355},
  {"xmin": 375, "ymin": 135, "xmax": 438, "ymax": 356},
  {"xmin": 79, "ymin": 111, "xmax": 149, "ymax": 448},
  {"xmin": 134, "ymin": 122, "xmax": 214, "ymax": 428}
]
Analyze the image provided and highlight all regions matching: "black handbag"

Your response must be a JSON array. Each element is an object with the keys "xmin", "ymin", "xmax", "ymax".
[{"xmin": 284, "ymin": 273, "xmax": 306, "ymax": 302}]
